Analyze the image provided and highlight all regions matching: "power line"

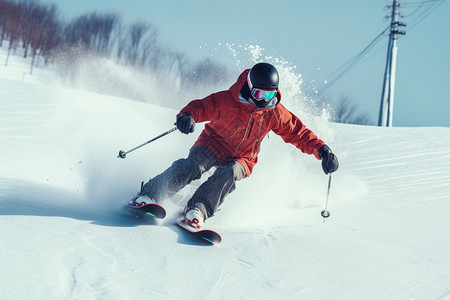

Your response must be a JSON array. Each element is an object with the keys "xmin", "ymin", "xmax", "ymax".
[
  {"xmin": 402, "ymin": 0, "xmax": 440, "ymax": 7},
  {"xmin": 402, "ymin": 2, "xmax": 427, "ymax": 17},
  {"xmin": 406, "ymin": 0, "xmax": 446, "ymax": 30},
  {"xmin": 316, "ymin": 0, "xmax": 445, "ymax": 95},
  {"xmin": 317, "ymin": 26, "xmax": 390, "ymax": 94}
]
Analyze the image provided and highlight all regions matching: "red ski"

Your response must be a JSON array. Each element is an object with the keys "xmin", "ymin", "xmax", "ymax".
[
  {"xmin": 176, "ymin": 218, "xmax": 222, "ymax": 245},
  {"xmin": 126, "ymin": 203, "xmax": 166, "ymax": 220}
]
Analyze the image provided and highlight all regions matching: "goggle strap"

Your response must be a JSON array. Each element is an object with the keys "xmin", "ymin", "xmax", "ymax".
[{"xmin": 247, "ymin": 71, "xmax": 253, "ymax": 90}]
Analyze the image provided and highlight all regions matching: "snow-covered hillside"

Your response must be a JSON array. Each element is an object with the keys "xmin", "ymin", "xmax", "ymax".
[{"xmin": 1, "ymin": 53, "xmax": 449, "ymax": 300}]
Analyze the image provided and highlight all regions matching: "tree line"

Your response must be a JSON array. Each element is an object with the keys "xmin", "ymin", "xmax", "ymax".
[
  {"xmin": 0, "ymin": 0, "xmax": 229, "ymax": 92},
  {"xmin": 0, "ymin": 0, "xmax": 370, "ymax": 124},
  {"xmin": 0, "ymin": 0, "xmax": 58, "ymax": 73}
]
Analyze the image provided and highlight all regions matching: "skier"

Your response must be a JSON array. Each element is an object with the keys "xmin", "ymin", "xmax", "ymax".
[{"xmin": 129, "ymin": 62, "xmax": 339, "ymax": 229}]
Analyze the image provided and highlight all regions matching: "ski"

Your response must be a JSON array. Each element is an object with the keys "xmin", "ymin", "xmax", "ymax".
[
  {"xmin": 125, "ymin": 203, "xmax": 221, "ymax": 245},
  {"xmin": 176, "ymin": 218, "xmax": 222, "ymax": 245},
  {"xmin": 125, "ymin": 203, "xmax": 166, "ymax": 220}
]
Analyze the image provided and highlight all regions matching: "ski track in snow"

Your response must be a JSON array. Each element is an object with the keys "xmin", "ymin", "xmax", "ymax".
[{"xmin": 1, "ymin": 55, "xmax": 450, "ymax": 299}]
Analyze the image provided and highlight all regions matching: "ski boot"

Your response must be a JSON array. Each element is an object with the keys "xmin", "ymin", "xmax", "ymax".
[
  {"xmin": 182, "ymin": 207, "xmax": 205, "ymax": 230},
  {"xmin": 128, "ymin": 182, "xmax": 157, "ymax": 207}
]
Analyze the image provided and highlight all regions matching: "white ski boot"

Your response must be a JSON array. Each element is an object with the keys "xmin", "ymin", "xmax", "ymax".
[
  {"xmin": 183, "ymin": 207, "xmax": 205, "ymax": 230},
  {"xmin": 128, "ymin": 182, "xmax": 157, "ymax": 207},
  {"xmin": 129, "ymin": 194, "xmax": 156, "ymax": 207}
]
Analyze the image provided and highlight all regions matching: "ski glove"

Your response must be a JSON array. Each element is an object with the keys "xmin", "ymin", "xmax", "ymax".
[
  {"xmin": 318, "ymin": 145, "xmax": 339, "ymax": 174},
  {"xmin": 176, "ymin": 112, "xmax": 195, "ymax": 134}
]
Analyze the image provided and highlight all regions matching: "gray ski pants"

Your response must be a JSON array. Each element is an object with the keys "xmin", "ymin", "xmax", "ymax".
[{"xmin": 142, "ymin": 146, "xmax": 246, "ymax": 219}]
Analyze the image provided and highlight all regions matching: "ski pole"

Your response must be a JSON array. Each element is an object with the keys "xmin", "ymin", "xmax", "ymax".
[
  {"xmin": 117, "ymin": 127, "xmax": 178, "ymax": 159},
  {"xmin": 321, "ymin": 173, "xmax": 332, "ymax": 222}
]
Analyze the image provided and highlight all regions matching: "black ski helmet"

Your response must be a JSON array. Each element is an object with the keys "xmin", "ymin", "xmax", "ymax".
[
  {"xmin": 246, "ymin": 62, "xmax": 279, "ymax": 108},
  {"xmin": 248, "ymin": 62, "xmax": 279, "ymax": 90}
]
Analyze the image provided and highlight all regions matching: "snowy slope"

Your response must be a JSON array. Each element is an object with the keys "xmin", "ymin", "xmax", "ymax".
[{"xmin": 1, "ymin": 54, "xmax": 450, "ymax": 300}]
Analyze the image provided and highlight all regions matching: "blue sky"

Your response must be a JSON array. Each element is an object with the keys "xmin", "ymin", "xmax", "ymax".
[{"xmin": 50, "ymin": 0, "xmax": 450, "ymax": 127}]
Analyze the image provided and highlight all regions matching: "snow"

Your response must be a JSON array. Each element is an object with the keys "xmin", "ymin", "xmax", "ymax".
[{"xmin": 1, "ymin": 49, "xmax": 450, "ymax": 300}]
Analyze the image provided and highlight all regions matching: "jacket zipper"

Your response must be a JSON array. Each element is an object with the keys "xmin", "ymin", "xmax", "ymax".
[
  {"xmin": 247, "ymin": 111, "xmax": 266, "ymax": 139},
  {"xmin": 253, "ymin": 119, "xmax": 263, "ymax": 155},
  {"xmin": 232, "ymin": 113, "xmax": 255, "ymax": 157},
  {"xmin": 247, "ymin": 119, "xmax": 255, "ymax": 139},
  {"xmin": 252, "ymin": 111, "xmax": 268, "ymax": 155}
]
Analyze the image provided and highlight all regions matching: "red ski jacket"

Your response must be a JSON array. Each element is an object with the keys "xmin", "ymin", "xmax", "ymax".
[{"xmin": 180, "ymin": 69, "xmax": 325, "ymax": 177}]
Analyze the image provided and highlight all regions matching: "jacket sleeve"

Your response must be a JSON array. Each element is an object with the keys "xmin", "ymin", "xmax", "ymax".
[
  {"xmin": 179, "ymin": 91, "xmax": 228, "ymax": 122},
  {"xmin": 272, "ymin": 104, "xmax": 325, "ymax": 160}
]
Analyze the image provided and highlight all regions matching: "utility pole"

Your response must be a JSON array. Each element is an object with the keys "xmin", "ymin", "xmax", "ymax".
[{"xmin": 378, "ymin": 0, "xmax": 406, "ymax": 127}]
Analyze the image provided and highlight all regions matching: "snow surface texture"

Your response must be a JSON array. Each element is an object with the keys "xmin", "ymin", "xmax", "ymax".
[{"xmin": 1, "ymin": 51, "xmax": 450, "ymax": 300}]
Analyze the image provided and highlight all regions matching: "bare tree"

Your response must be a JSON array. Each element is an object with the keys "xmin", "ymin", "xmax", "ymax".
[
  {"xmin": 114, "ymin": 21, "xmax": 126, "ymax": 62},
  {"xmin": 88, "ymin": 12, "xmax": 120, "ymax": 55},
  {"xmin": 138, "ymin": 30, "xmax": 158, "ymax": 67},
  {"xmin": 3, "ymin": 1, "xmax": 21, "ymax": 66},
  {"xmin": 332, "ymin": 97, "xmax": 372, "ymax": 125},
  {"xmin": 64, "ymin": 12, "xmax": 119, "ymax": 54},
  {"xmin": 19, "ymin": 0, "xmax": 39, "ymax": 59},
  {"xmin": 0, "ymin": 0, "xmax": 14, "ymax": 46},
  {"xmin": 38, "ymin": 8, "xmax": 61, "ymax": 65},
  {"xmin": 29, "ymin": 3, "xmax": 59, "ymax": 74},
  {"xmin": 180, "ymin": 58, "xmax": 231, "ymax": 90},
  {"xmin": 125, "ymin": 22, "xmax": 154, "ymax": 66}
]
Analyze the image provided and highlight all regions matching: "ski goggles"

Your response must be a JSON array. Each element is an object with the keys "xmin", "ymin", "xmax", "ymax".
[{"xmin": 250, "ymin": 88, "xmax": 277, "ymax": 102}]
